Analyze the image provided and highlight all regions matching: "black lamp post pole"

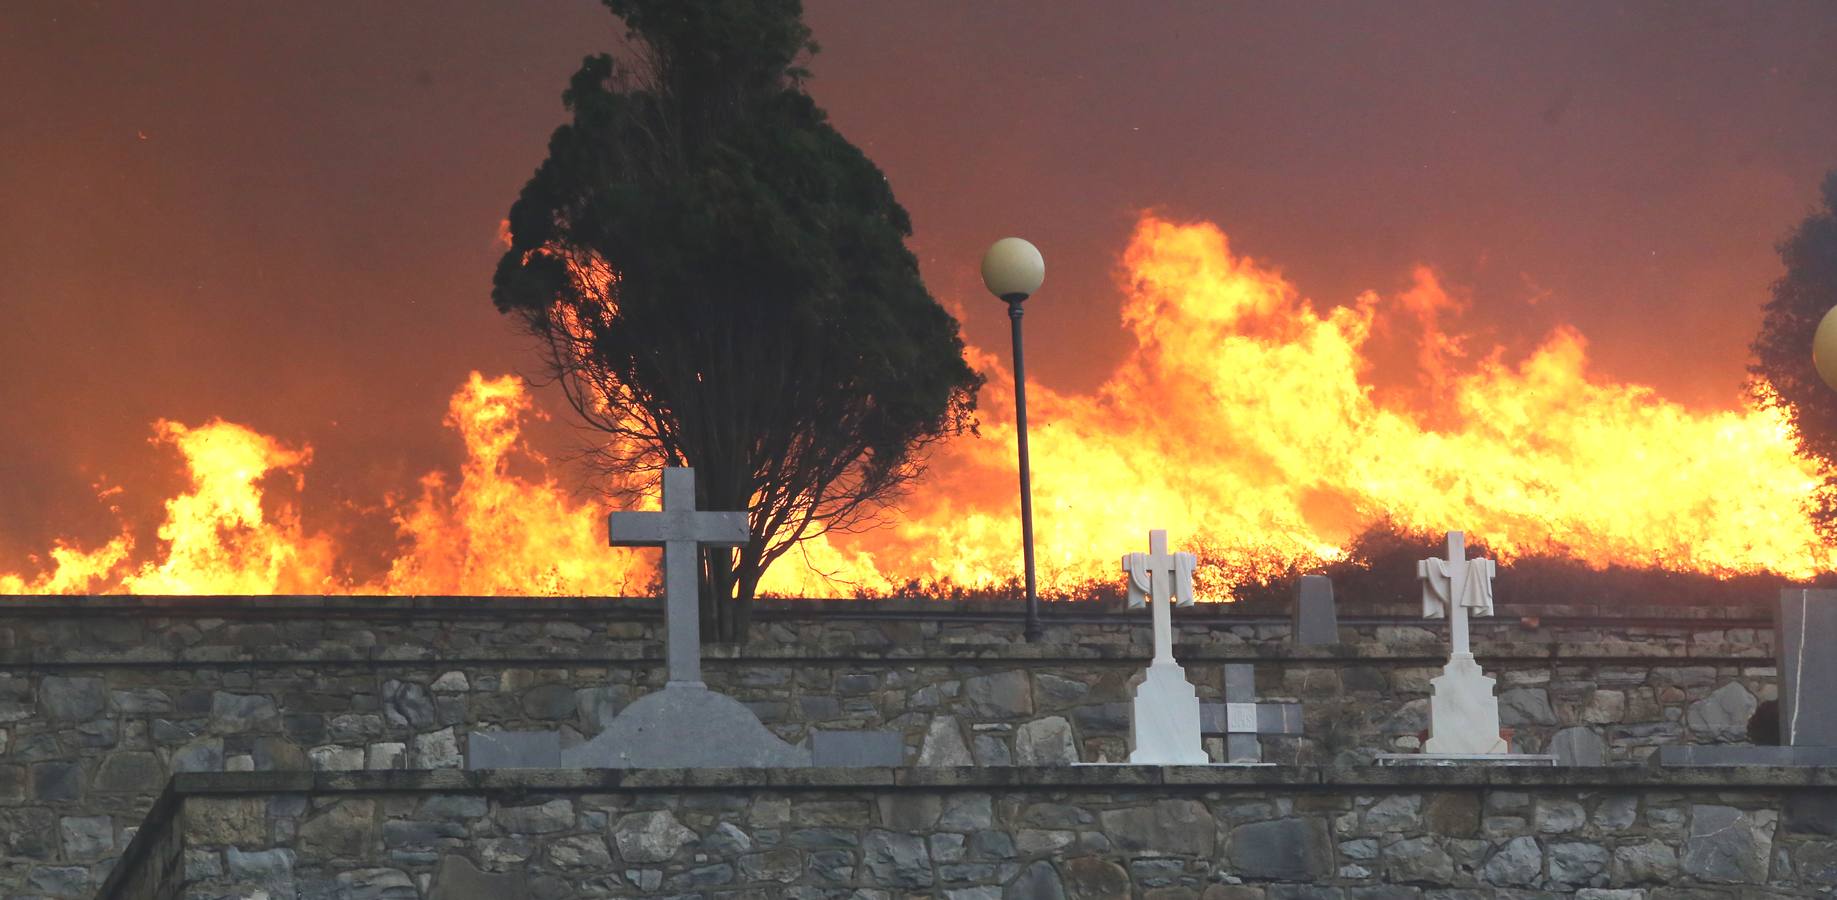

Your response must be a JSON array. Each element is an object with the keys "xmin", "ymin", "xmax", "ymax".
[{"xmin": 1006, "ymin": 295, "xmax": 1043, "ymax": 643}]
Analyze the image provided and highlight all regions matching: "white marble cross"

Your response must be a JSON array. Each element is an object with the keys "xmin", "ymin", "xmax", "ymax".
[
  {"xmin": 609, "ymin": 467, "xmax": 750, "ymax": 686},
  {"xmin": 1123, "ymin": 529, "xmax": 1197, "ymax": 665},
  {"xmin": 1417, "ymin": 530, "xmax": 1496, "ymax": 659},
  {"xmin": 1416, "ymin": 530, "xmax": 1507, "ymax": 755},
  {"xmin": 1121, "ymin": 529, "xmax": 1207, "ymax": 764}
]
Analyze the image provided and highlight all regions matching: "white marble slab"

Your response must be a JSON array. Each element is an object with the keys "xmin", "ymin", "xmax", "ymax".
[
  {"xmin": 1423, "ymin": 654, "xmax": 1509, "ymax": 755},
  {"xmin": 1128, "ymin": 662, "xmax": 1208, "ymax": 765}
]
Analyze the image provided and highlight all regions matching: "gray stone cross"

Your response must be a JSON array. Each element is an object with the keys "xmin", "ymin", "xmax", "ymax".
[
  {"xmin": 1202, "ymin": 663, "xmax": 1303, "ymax": 763},
  {"xmin": 609, "ymin": 467, "xmax": 749, "ymax": 686}
]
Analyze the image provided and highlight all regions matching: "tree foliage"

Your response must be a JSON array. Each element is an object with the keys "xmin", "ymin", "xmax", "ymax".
[
  {"xmin": 491, "ymin": 0, "xmax": 981, "ymax": 640},
  {"xmin": 1750, "ymin": 171, "xmax": 1837, "ymax": 535}
]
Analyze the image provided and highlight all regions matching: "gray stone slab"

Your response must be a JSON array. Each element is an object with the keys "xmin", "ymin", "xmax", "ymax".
[
  {"xmin": 809, "ymin": 730, "xmax": 905, "ymax": 767},
  {"xmin": 562, "ymin": 684, "xmax": 811, "ymax": 768},
  {"xmin": 1201, "ymin": 702, "xmax": 1302, "ymax": 735},
  {"xmin": 1200, "ymin": 703, "xmax": 1232, "ymax": 734},
  {"xmin": 1375, "ymin": 753, "xmax": 1558, "ymax": 767},
  {"xmin": 466, "ymin": 731, "xmax": 560, "ymax": 770},
  {"xmin": 1777, "ymin": 588, "xmax": 1837, "ymax": 746},
  {"xmin": 1223, "ymin": 663, "xmax": 1256, "ymax": 699},
  {"xmin": 1256, "ymin": 702, "xmax": 1303, "ymax": 736},
  {"xmin": 1225, "ymin": 734, "xmax": 1261, "ymax": 764},
  {"xmin": 1656, "ymin": 744, "xmax": 1837, "ymax": 767},
  {"xmin": 1293, "ymin": 574, "xmax": 1339, "ymax": 645}
]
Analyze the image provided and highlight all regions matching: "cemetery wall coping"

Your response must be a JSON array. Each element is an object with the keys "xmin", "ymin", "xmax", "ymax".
[
  {"xmin": 0, "ymin": 639, "xmax": 1780, "ymax": 668},
  {"xmin": 0, "ymin": 593, "xmax": 1779, "ymax": 622},
  {"xmin": 144, "ymin": 764, "xmax": 1837, "ymax": 795}
]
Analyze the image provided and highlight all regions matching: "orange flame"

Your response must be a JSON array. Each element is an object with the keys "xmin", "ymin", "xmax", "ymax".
[{"xmin": 2, "ymin": 214, "xmax": 1831, "ymax": 597}]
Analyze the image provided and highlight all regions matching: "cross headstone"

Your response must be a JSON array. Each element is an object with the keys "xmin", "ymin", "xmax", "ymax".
[
  {"xmin": 1417, "ymin": 531, "xmax": 1507, "ymax": 755},
  {"xmin": 504, "ymin": 466, "xmax": 811, "ymax": 769},
  {"xmin": 1121, "ymin": 529, "xmax": 1207, "ymax": 764},
  {"xmin": 1200, "ymin": 663, "xmax": 1303, "ymax": 763},
  {"xmin": 607, "ymin": 467, "xmax": 749, "ymax": 686}
]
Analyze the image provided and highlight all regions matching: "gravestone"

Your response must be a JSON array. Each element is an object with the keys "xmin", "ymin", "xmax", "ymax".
[
  {"xmin": 1778, "ymin": 588, "xmax": 1837, "ymax": 746},
  {"xmin": 1200, "ymin": 663, "xmax": 1302, "ymax": 763},
  {"xmin": 1292, "ymin": 574, "xmax": 1339, "ymax": 646},
  {"xmin": 1120, "ymin": 530, "xmax": 1208, "ymax": 765},
  {"xmin": 468, "ymin": 467, "xmax": 812, "ymax": 769},
  {"xmin": 1659, "ymin": 588, "xmax": 1837, "ymax": 766},
  {"xmin": 1418, "ymin": 531, "xmax": 1508, "ymax": 756}
]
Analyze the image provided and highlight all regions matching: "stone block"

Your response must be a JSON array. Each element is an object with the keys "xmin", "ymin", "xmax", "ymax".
[
  {"xmin": 1101, "ymin": 800, "xmax": 1216, "ymax": 857},
  {"xmin": 1063, "ymin": 855, "xmax": 1130, "ymax": 898},
  {"xmin": 964, "ymin": 671, "xmax": 1033, "ymax": 718},
  {"xmin": 1786, "ymin": 793, "xmax": 1837, "ymax": 836},
  {"xmin": 31, "ymin": 761, "xmax": 82, "ymax": 801},
  {"xmin": 172, "ymin": 737, "xmax": 225, "ymax": 773},
  {"xmin": 382, "ymin": 680, "xmax": 436, "ymax": 729},
  {"xmin": 862, "ymin": 829, "xmax": 932, "ymax": 888},
  {"xmin": 186, "ymin": 796, "xmax": 269, "ymax": 845},
  {"xmin": 39, "ymin": 676, "xmax": 106, "ymax": 720},
  {"xmin": 1228, "ymin": 817, "xmax": 1332, "ymax": 880},
  {"xmin": 498, "ymin": 798, "xmax": 573, "ymax": 835},
  {"xmin": 809, "ymin": 730, "xmax": 905, "ymax": 767},
  {"xmin": 1006, "ymin": 859, "xmax": 1066, "ymax": 899},
  {"xmin": 1684, "ymin": 682, "xmax": 1757, "ymax": 742},
  {"xmin": 226, "ymin": 846, "xmax": 295, "ymax": 885},
  {"xmin": 210, "ymin": 692, "xmax": 279, "ymax": 733},
  {"xmin": 297, "ymin": 799, "xmax": 376, "ymax": 857},
  {"xmin": 1014, "ymin": 716, "xmax": 1079, "ymax": 765},
  {"xmin": 414, "ymin": 727, "xmax": 461, "ymax": 768},
  {"xmin": 1550, "ymin": 726, "xmax": 1607, "ymax": 766},
  {"xmin": 612, "ymin": 809, "xmax": 696, "ymax": 863},
  {"xmin": 1548, "ymin": 840, "xmax": 1609, "ymax": 886},
  {"xmin": 1682, "ymin": 804, "xmax": 1776, "ymax": 883},
  {"xmin": 918, "ymin": 716, "xmax": 973, "ymax": 766},
  {"xmin": 59, "ymin": 815, "xmax": 113, "ymax": 859},
  {"xmin": 1383, "ymin": 835, "xmax": 1454, "ymax": 883},
  {"xmin": 466, "ymin": 730, "xmax": 560, "ymax": 769},
  {"xmin": 26, "ymin": 866, "xmax": 89, "ymax": 896},
  {"xmin": 93, "ymin": 751, "xmax": 163, "ymax": 793},
  {"xmin": 1612, "ymin": 840, "xmax": 1679, "ymax": 883},
  {"xmin": 1480, "ymin": 835, "xmax": 1542, "ymax": 886},
  {"xmin": 519, "ymin": 684, "xmax": 577, "ymax": 719}
]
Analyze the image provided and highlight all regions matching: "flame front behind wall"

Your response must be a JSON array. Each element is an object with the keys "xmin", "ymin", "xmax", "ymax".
[{"xmin": 3, "ymin": 216, "xmax": 1831, "ymax": 598}]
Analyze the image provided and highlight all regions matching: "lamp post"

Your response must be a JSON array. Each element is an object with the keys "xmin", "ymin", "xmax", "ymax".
[
  {"xmin": 981, "ymin": 237, "xmax": 1047, "ymax": 643},
  {"xmin": 1815, "ymin": 305, "xmax": 1837, "ymax": 391}
]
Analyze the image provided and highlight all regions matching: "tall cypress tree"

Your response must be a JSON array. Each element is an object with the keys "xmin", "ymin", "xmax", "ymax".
[{"xmin": 492, "ymin": 0, "xmax": 982, "ymax": 639}]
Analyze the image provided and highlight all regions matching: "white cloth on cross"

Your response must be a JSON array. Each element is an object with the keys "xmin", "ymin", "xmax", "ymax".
[
  {"xmin": 1124, "ymin": 552, "xmax": 1196, "ymax": 608},
  {"xmin": 1418, "ymin": 556, "xmax": 1496, "ymax": 619}
]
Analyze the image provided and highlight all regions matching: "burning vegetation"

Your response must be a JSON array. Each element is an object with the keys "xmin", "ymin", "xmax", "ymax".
[{"xmin": 2, "ymin": 215, "xmax": 1830, "ymax": 601}]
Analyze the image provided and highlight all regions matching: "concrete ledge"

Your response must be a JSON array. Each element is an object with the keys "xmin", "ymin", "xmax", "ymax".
[
  {"xmin": 0, "ymin": 593, "xmax": 1778, "ymax": 620},
  {"xmin": 157, "ymin": 764, "xmax": 1837, "ymax": 796}
]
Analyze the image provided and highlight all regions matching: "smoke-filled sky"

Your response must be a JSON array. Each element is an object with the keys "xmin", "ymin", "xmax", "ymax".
[{"xmin": 3, "ymin": 1, "xmax": 1837, "ymax": 565}]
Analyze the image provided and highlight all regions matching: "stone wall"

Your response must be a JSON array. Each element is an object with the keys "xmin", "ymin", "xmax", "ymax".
[
  {"xmin": 0, "ymin": 596, "xmax": 1780, "ymax": 896},
  {"xmin": 101, "ymin": 767, "xmax": 1837, "ymax": 898}
]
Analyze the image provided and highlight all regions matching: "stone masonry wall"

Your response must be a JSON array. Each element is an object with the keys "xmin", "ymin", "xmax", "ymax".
[
  {"xmin": 0, "ymin": 596, "xmax": 1780, "ymax": 897},
  {"xmin": 103, "ymin": 768, "xmax": 1837, "ymax": 898}
]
